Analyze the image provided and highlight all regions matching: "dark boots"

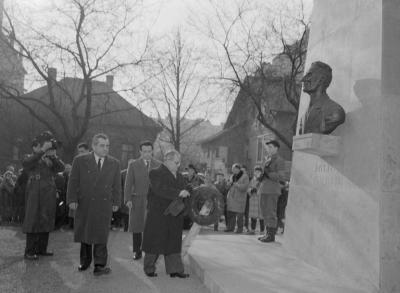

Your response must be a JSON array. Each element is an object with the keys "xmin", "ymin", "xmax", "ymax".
[{"xmin": 259, "ymin": 227, "xmax": 277, "ymax": 243}]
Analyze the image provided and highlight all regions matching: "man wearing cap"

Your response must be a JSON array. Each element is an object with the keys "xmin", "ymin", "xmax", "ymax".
[
  {"xmin": 258, "ymin": 140, "xmax": 288, "ymax": 243},
  {"xmin": 124, "ymin": 140, "xmax": 160, "ymax": 260},
  {"xmin": 22, "ymin": 132, "xmax": 65, "ymax": 260}
]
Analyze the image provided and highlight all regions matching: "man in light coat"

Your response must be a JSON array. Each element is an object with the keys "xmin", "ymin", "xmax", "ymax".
[
  {"xmin": 67, "ymin": 133, "xmax": 121, "ymax": 276},
  {"xmin": 124, "ymin": 141, "xmax": 160, "ymax": 260}
]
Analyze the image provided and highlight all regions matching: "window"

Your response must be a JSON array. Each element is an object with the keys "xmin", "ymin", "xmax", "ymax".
[
  {"xmin": 215, "ymin": 147, "xmax": 220, "ymax": 158},
  {"xmin": 121, "ymin": 144, "xmax": 135, "ymax": 166}
]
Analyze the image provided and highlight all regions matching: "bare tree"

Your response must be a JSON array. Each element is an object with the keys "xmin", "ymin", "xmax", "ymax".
[
  {"xmin": 192, "ymin": 0, "xmax": 309, "ymax": 148},
  {"xmin": 142, "ymin": 30, "xmax": 212, "ymax": 153},
  {"xmin": 0, "ymin": 0, "xmax": 149, "ymax": 160}
]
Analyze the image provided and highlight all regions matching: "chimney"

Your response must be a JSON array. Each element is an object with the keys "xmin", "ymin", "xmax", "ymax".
[
  {"xmin": 48, "ymin": 67, "xmax": 57, "ymax": 82},
  {"xmin": 106, "ymin": 75, "xmax": 114, "ymax": 89}
]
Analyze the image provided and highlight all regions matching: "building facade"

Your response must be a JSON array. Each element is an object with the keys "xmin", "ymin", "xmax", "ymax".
[{"xmin": 200, "ymin": 58, "xmax": 297, "ymax": 176}]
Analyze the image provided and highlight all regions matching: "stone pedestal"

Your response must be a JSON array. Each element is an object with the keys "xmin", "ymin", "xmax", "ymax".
[
  {"xmin": 292, "ymin": 134, "xmax": 341, "ymax": 156},
  {"xmin": 285, "ymin": 1, "xmax": 400, "ymax": 292}
]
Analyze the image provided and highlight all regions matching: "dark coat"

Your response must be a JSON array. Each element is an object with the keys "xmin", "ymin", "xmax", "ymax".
[
  {"xmin": 22, "ymin": 151, "xmax": 65, "ymax": 233},
  {"xmin": 67, "ymin": 153, "xmax": 121, "ymax": 244},
  {"xmin": 124, "ymin": 158, "xmax": 160, "ymax": 233},
  {"xmin": 142, "ymin": 164, "xmax": 186, "ymax": 255},
  {"xmin": 13, "ymin": 171, "xmax": 28, "ymax": 221}
]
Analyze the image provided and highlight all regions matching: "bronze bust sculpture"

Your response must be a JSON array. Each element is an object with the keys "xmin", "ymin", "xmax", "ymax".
[{"xmin": 300, "ymin": 61, "xmax": 345, "ymax": 134}]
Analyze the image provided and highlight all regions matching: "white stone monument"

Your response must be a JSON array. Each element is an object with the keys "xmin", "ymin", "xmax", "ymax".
[{"xmin": 286, "ymin": 1, "xmax": 400, "ymax": 292}]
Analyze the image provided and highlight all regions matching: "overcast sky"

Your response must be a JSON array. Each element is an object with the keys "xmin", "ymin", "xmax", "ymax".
[{"xmin": 5, "ymin": 0, "xmax": 313, "ymax": 125}]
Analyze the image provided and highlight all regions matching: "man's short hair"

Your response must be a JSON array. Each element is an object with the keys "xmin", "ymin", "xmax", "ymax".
[
  {"xmin": 77, "ymin": 142, "xmax": 89, "ymax": 150},
  {"xmin": 232, "ymin": 163, "xmax": 241, "ymax": 170},
  {"xmin": 139, "ymin": 140, "xmax": 153, "ymax": 151},
  {"xmin": 313, "ymin": 61, "xmax": 332, "ymax": 89},
  {"xmin": 266, "ymin": 140, "xmax": 280, "ymax": 149},
  {"xmin": 254, "ymin": 165, "xmax": 263, "ymax": 172},
  {"xmin": 164, "ymin": 150, "xmax": 180, "ymax": 162},
  {"xmin": 92, "ymin": 133, "xmax": 109, "ymax": 145}
]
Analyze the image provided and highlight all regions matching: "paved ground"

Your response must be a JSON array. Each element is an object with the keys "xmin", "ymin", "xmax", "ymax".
[{"xmin": 0, "ymin": 226, "xmax": 208, "ymax": 293}]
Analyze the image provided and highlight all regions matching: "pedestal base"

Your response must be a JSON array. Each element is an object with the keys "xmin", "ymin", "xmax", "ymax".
[{"xmin": 292, "ymin": 133, "xmax": 341, "ymax": 157}]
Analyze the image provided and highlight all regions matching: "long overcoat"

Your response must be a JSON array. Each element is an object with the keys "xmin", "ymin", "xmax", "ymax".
[
  {"xmin": 67, "ymin": 153, "xmax": 121, "ymax": 244},
  {"xmin": 124, "ymin": 158, "xmax": 160, "ymax": 233},
  {"xmin": 226, "ymin": 172, "xmax": 249, "ymax": 213},
  {"xmin": 22, "ymin": 151, "xmax": 65, "ymax": 233},
  {"xmin": 142, "ymin": 164, "xmax": 186, "ymax": 255}
]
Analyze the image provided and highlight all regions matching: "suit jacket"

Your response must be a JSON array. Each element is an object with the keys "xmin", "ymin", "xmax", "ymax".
[
  {"xmin": 124, "ymin": 157, "xmax": 160, "ymax": 232},
  {"xmin": 67, "ymin": 152, "xmax": 121, "ymax": 244}
]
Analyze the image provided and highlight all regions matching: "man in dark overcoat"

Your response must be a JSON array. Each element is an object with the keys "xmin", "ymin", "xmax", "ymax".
[
  {"xmin": 124, "ymin": 140, "xmax": 160, "ymax": 260},
  {"xmin": 142, "ymin": 150, "xmax": 190, "ymax": 278},
  {"xmin": 67, "ymin": 133, "xmax": 121, "ymax": 276},
  {"xmin": 22, "ymin": 133, "xmax": 65, "ymax": 260}
]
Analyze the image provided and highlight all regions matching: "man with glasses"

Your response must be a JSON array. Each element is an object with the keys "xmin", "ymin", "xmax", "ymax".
[{"xmin": 142, "ymin": 150, "xmax": 190, "ymax": 278}]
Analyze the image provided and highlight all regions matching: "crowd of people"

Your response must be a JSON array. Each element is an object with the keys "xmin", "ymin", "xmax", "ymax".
[
  {"xmin": 202, "ymin": 140, "xmax": 289, "ymax": 243},
  {"xmin": 0, "ymin": 130, "xmax": 289, "ymax": 278}
]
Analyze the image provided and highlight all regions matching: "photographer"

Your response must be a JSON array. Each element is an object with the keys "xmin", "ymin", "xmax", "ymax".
[{"xmin": 22, "ymin": 131, "xmax": 65, "ymax": 260}]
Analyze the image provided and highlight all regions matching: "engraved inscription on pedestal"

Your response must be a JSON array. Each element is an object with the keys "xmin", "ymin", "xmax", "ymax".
[{"xmin": 292, "ymin": 133, "xmax": 341, "ymax": 156}]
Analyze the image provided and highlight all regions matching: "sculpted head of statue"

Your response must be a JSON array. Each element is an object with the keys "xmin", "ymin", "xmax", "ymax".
[
  {"xmin": 301, "ymin": 61, "xmax": 332, "ymax": 94},
  {"xmin": 300, "ymin": 61, "xmax": 346, "ymax": 135}
]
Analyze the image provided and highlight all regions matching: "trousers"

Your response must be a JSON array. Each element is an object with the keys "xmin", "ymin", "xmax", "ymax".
[
  {"xmin": 80, "ymin": 242, "xmax": 108, "ymax": 267},
  {"xmin": 132, "ymin": 232, "xmax": 142, "ymax": 253},
  {"xmin": 25, "ymin": 232, "xmax": 49, "ymax": 255},
  {"xmin": 260, "ymin": 193, "xmax": 279, "ymax": 228},
  {"xmin": 143, "ymin": 253, "xmax": 184, "ymax": 274},
  {"xmin": 226, "ymin": 211, "xmax": 244, "ymax": 232}
]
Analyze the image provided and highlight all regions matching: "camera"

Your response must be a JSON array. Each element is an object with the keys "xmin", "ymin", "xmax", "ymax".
[
  {"xmin": 49, "ymin": 138, "xmax": 58, "ymax": 150},
  {"xmin": 36, "ymin": 131, "xmax": 59, "ymax": 150}
]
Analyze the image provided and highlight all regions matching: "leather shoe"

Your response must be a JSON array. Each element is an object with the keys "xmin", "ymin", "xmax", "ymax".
[
  {"xmin": 39, "ymin": 251, "xmax": 54, "ymax": 256},
  {"xmin": 24, "ymin": 254, "xmax": 39, "ymax": 260},
  {"xmin": 170, "ymin": 272, "xmax": 189, "ymax": 278},
  {"xmin": 93, "ymin": 266, "xmax": 111, "ymax": 276},
  {"xmin": 145, "ymin": 272, "xmax": 158, "ymax": 277},
  {"xmin": 78, "ymin": 264, "xmax": 90, "ymax": 271},
  {"xmin": 133, "ymin": 252, "xmax": 142, "ymax": 260}
]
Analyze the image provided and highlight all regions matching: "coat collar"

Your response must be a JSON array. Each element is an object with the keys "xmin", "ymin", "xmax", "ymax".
[{"xmin": 85, "ymin": 152, "xmax": 109, "ymax": 174}]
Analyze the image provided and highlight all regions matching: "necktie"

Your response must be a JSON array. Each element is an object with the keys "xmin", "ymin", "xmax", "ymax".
[
  {"xmin": 97, "ymin": 158, "xmax": 102, "ymax": 171},
  {"xmin": 146, "ymin": 160, "xmax": 150, "ymax": 172}
]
